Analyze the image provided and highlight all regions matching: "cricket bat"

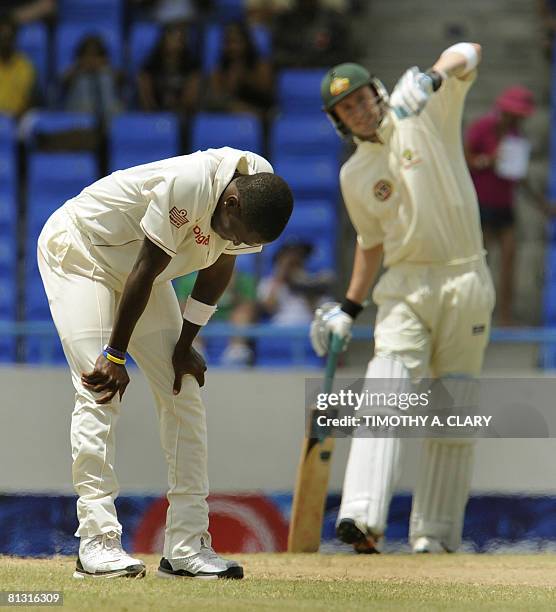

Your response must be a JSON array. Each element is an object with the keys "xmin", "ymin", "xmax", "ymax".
[{"xmin": 287, "ymin": 334, "xmax": 344, "ymax": 553}]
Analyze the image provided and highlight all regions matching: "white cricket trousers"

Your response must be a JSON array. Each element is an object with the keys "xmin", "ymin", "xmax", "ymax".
[{"xmin": 37, "ymin": 207, "xmax": 210, "ymax": 559}]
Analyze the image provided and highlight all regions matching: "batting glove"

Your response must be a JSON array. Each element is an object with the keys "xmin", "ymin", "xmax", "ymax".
[
  {"xmin": 389, "ymin": 66, "xmax": 434, "ymax": 120},
  {"xmin": 310, "ymin": 302, "xmax": 354, "ymax": 357}
]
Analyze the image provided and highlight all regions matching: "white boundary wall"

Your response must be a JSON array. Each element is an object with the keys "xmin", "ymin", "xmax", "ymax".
[{"xmin": 1, "ymin": 366, "xmax": 556, "ymax": 495}]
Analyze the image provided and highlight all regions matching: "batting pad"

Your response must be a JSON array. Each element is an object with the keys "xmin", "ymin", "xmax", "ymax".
[
  {"xmin": 337, "ymin": 355, "xmax": 412, "ymax": 535},
  {"xmin": 409, "ymin": 437, "xmax": 474, "ymax": 552}
]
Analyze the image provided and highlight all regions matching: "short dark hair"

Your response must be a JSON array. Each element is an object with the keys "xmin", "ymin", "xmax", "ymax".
[{"xmin": 236, "ymin": 173, "xmax": 293, "ymax": 243}]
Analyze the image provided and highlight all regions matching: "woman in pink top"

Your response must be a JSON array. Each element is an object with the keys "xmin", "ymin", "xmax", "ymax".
[{"xmin": 465, "ymin": 85, "xmax": 535, "ymax": 325}]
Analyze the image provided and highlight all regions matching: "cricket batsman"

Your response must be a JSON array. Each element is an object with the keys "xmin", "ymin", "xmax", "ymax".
[
  {"xmin": 37, "ymin": 147, "xmax": 293, "ymax": 578},
  {"xmin": 310, "ymin": 43, "xmax": 495, "ymax": 553}
]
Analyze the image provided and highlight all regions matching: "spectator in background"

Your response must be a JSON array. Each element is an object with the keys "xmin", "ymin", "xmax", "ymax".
[
  {"xmin": 61, "ymin": 35, "xmax": 124, "ymax": 123},
  {"xmin": 272, "ymin": 0, "xmax": 352, "ymax": 68},
  {"xmin": 0, "ymin": 13, "xmax": 35, "ymax": 118},
  {"xmin": 175, "ymin": 268, "xmax": 258, "ymax": 367},
  {"xmin": 205, "ymin": 21, "xmax": 274, "ymax": 117},
  {"xmin": 465, "ymin": 86, "xmax": 536, "ymax": 326},
  {"xmin": 129, "ymin": 0, "xmax": 212, "ymax": 24},
  {"xmin": 7, "ymin": 0, "xmax": 56, "ymax": 24},
  {"xmin": 138, "ymin": 23, "xmax": 201, "ymax": 114},
  {"xmin": 258, "ymin": 241, "xmax": 333, "ymax": 325}
]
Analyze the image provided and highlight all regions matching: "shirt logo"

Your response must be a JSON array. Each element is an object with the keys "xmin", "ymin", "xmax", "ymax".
[
  {"xmin": 373, "ymin": 179, "xmax": 393, "ymax": 202},
  {"xmin": 330, "ymin": 77, "xmax": 350, "ymax": 96},
  {"xmin": 169, "ymin": 207, "xmax": 189, "ymax": 228},
  {"xmin": 401, "ymin": 148, "xmax": 422, "ymax": 169},
  {"xmin": 472, "ymin": 324, "xmax": 486, "ymax": 335},
  {"xmin": 193, "ymin": 225, "xmax": 210, "ymax": 246}
]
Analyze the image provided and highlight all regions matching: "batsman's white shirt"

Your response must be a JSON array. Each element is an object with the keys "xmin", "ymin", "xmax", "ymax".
[
  {"xmin": 60, "ymin": 147, "xmax": 268, "ymax": 290},
  {"xmin": 342, "ymin": 72, "xmax": 483, "ymax": 265},
  {"xmin": 37, "ymin": 147, "xmax": 271, "ymax": 557},
  {"xmin": 341, "ymin": 72, "xmax": 494, "ymax": 377}
]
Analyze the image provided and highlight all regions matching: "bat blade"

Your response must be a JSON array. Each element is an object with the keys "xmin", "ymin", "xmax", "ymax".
[
  {"xmin": 287, "ymin": 334, "xmax": 343, "ymax": 553},
  {"xmin": 287, "ymin": 432, "xmax": 335, "ymax": 552}
]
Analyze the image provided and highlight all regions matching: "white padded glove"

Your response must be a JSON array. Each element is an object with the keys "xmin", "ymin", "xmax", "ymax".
[
  {"xmin": 389, "ymin": 66, "xmax": 434, "ymax": 119},
  {"xmin": 310, "ymin": 302, "xmax": 354, "ymax": 357}
]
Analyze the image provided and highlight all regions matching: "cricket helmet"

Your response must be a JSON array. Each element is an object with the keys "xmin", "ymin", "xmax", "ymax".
[{"xmin": 320, "ymin": 62, "xmax": 389, "ymax": 138}]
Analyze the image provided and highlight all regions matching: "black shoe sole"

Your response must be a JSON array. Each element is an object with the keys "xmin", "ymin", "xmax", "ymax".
[
  {"xmin": 158, "ymin": 557, "xmax": 244, "ymax": 580},
  {"xmin": 336, "ymin": 519, "xmax": 381, "ymax": 554}
]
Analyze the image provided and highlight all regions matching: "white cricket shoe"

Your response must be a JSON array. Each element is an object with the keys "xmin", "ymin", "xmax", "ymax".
[
  {"xmin": 73, "ymin": 531, "xmax": 146, "ymax": 579},
  {"xmin": 412, "ymin": 536, "xmax": 447, "ymax": 554},
  {"xmin": 158, "ymin": 545, "xmax": 243, "ymax": 579}
]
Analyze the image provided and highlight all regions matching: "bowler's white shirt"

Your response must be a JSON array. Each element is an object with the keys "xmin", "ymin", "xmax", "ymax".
[{"xmin": 63, "ymin": 147, "xmax": 270, "ymax": 290}]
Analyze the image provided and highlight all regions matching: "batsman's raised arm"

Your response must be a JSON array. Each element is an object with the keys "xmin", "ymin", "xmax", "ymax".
[{"xmin": 432, "ymin": 42, "xmax": 482, "ymax": 79}]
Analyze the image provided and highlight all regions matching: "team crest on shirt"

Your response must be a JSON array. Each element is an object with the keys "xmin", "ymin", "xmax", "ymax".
[
  {"xmin": 401, "ymin": 148, "xmax": 422, "ymax": 169},
  {"xmin": 169, "ymin": 207, "xmax": 189, "ymax": 228},
  {"xmin": 373, "ymin": 179, "xmax": 393, "ymax": 202}
]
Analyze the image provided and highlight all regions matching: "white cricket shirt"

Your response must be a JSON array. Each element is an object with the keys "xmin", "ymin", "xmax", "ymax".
[
  {"xmin": 63, "ymin": 147, "xmax": 270, "ymax": 290},
  {"xmin": 340, "ymin": 72, "xmax": 484, "ymax": 267}
]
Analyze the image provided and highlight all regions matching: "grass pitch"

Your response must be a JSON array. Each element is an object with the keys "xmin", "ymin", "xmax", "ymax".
[{"xmin": 2, "ymin": 554, "xmax": 556, "ymax": 611}]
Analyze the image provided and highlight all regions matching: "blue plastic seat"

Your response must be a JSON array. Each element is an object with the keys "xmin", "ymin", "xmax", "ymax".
[
  {"xmin": 0, "ymin": 181, "xmax": 17, "ymax": 234},
  {"xmin": 128, "ymin": 22, "xmax": 161, "ymax": 75},
  {"xmin": 17, "ymin": 22, "xmax": 49, "ymax": 90},
  {"xmin": 190, "ymin": 112, "xmax": 263, "ymax": 154},
  {"xmin": 0, "ymin": 274, "xmax": 16, "ymax": 362},
  {"xmin": 58, "ymin": 0, "xmax": 123, "ymax": 26},
  {"xmin": 234, "ymin": 252, "xmax": 260, "ymax": 275},
  {"xmin": 24, "ymin": 111, "xmax": 96, "ymax": 149},
  {"xmin": 273, "ymin": 155, "xmax": 339, "ymax": 200},
  {"xmin": 212, "ymin": 0, "xmax": 245, "ymax": 21},
  {"xmin": 271, "ymin": 114, "xmax": 340, "ymax": 159},
  {"xmin": 277, "ymin": 69, "xmax": 328, "ymax": 115},
  {"xmin": 55, "ymin": 22, "xmax": 123, "ymax": 76},
  {"xmin": 109, "ymin": 112, "xmax": 180, "ymax": 171},
  {"xmin": 26, "ymin": 153, "xmax": 98, "ymax": 272},
  {"xmin": 0, "ymin": 115, "xmax": 16, "ymax": 156}
]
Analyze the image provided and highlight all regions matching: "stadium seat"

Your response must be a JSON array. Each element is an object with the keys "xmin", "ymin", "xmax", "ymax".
[
  {"xmin": 190, "ymin": 112, "xmax": 263, "ymax": 154},
  {"xmin": 23, "ymin": 111, "xmax": 96, "ymax": 149},
  {"xmin": 55, "ymin": 22, "xmax": 123, "ymax": 76},
  {"xmin": 109, "ymin": 113, "xmax": 180, "ymax": 171},
  {"xmin": 0, "ymin": 274, "xmax": 16, "ymax": 363},
  {"xmin": 58, "ymin": 0, "xmax": 123, "ymax": 27},
  {"xmin": 17, "ymin": 22, "xmax": 49, "ymax": 90},
  {"xmin": 277, "ymin": 69, "xmax": 328, "ymax": 115},
  {"xmin": 202, "ymin": 23, "xmax": 271, "ymax": 73},
  {"xmin": 234, "ymin": 252, "xmax": 260, "ymax": 275},
  {"xmin": 24, "ymin": 152, "xmax": 96, "ymax": 363},
  {"xmin": 212, "ymin": 0, "xmax": 245, "ymax": 21},
  {"xmin": 273, "ymin": 155, "xmax": 338, "ymax": 200},
  {"xmin": 26, "ymin": 152, "xmax": 98, "ymax": 270},
  {"xmin": 128, "ymin": 22, "xmax": 161, "ymax": 75},
  {"xmin": 271, "ymin": 115, "xmax": 340, "ymax": 159},
  {"xmin": 0, "ymin": 114, "xmax": 16, "ymax": 154}
]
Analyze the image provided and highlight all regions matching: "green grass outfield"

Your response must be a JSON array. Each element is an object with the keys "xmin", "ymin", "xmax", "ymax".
[{"xmin": 2, "ymin": 554, "xmax": 556, "ymax": 612}]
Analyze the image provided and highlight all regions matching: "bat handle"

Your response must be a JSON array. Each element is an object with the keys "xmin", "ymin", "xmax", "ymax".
[{"xmin": 323, "ymin": 333, "xmax": 343, "ymax": 394}]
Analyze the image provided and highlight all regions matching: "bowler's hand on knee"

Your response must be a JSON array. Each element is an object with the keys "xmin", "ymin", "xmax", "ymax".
[
  {"xmin": 81, "ymin": 355, "xmax": 130, "ymax": 404},
  {"xmin": 172, "ymin": 345, "xmax": 207, "ymax": 393}
]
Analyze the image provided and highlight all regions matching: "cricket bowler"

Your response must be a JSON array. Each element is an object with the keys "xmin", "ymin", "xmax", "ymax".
[
  {"xmin": 310, "ymin": 43, "xmax": 495, "ymax": 553},
  {"xmin": 37, "ymin": 147, "xmax": 293, "ymax": 578}
]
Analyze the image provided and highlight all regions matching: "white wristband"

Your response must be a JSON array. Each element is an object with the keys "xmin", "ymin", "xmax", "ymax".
[
  {"xmin": 183, "ymin": 296, "xmax": 217, "ymax": 326},
  {"xmin": 441, "ymin": 42, "xmax": 478, "ymax": 74}
]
